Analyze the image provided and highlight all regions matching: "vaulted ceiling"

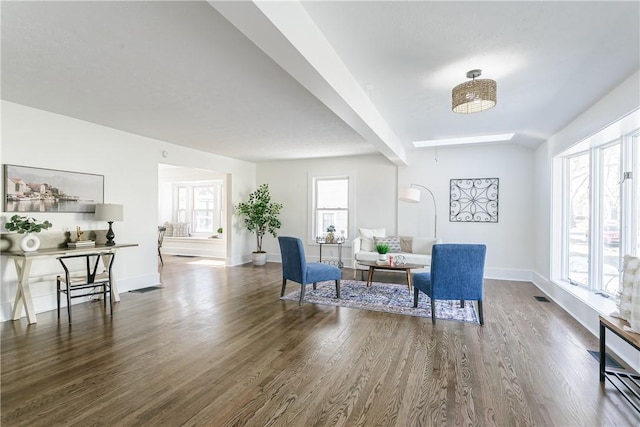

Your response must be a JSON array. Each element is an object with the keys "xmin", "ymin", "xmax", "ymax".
[{"xmin": 2, "ymin": 1, "xmax": 639, "ymax": 165}]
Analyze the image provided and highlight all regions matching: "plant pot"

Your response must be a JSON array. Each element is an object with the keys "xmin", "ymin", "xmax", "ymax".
[
  {"xmin": 377, "ymin": 253, "xmax": 388, "ymax": 262},
  {"xmin": 252, "ymin": 252, "xmax": 267, "ymax": 266},
  {"xmin": 20, "ymin": 233, "xmax": 41, "ymax": 252}
]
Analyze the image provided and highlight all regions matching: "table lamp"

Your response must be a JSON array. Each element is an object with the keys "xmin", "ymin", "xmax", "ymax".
[{"xmin": 95, "ymin": 203, "xmax": 124, "ymax": 246}]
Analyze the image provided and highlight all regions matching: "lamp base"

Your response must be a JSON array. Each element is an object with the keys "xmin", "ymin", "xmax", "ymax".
[{"xmin": 105, "ymin": 221, "xmax": 116, "ymax": 246}]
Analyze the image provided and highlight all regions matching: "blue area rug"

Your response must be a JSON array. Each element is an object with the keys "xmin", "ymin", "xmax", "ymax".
[{"xmin": 281, "ymin": 280, "xmax": 479, "ymax": 324}]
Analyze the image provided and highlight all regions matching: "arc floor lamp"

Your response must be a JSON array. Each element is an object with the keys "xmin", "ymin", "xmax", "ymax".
[{"xmin": 398, "ymin": 184, "xmax": 438, "ymax": 238}]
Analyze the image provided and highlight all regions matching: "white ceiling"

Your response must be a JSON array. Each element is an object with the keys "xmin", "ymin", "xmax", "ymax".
[{"xmin": 2, "ymin": 1, "xmax": 639, "ymax": 165}]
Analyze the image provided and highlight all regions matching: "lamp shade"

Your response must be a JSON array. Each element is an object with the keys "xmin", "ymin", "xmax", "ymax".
[
  {"xmin": 94, "ymin": 204, "xmax": 124, "ymax": 222},
  {"xmin": 398, "ymin": 188, "xmax": 421, "ymax": 203},
  {"xmin": 452, "ymin": 69, "xmax": 496, "ymax": 114}
]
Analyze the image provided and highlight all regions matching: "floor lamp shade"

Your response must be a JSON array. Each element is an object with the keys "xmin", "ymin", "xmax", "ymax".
[
  {"xmin": 95, "ymin": 204, "xmax": 124, "ymax": 246},
  {"xmin": 398, "ymin": 188, "xmax": 421, "ymax": 203}
]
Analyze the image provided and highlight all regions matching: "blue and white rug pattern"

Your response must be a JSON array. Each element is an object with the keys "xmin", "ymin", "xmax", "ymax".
[{"xmin": 281, "ymin": 280, "xmax": 479, "ymax": 323}]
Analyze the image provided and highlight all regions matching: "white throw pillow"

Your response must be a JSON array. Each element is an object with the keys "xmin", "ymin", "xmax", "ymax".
[{"xmin": 359, "ymin": 227, "xmax": 386, "ymax": 252}]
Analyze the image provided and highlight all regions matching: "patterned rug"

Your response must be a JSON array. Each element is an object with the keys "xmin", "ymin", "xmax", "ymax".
[{"xmin": 281, "ymin": 280, "xmax": 479, "ymax": 323}]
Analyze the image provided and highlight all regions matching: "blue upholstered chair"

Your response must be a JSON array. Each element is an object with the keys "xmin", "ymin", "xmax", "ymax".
[
  {"xmin": 413, "ymin": 244, "xmax": 486, "ymax": 325},
  {"xmin": 278, "ymin": 236, "xmax": 341, "ymax": 304}
]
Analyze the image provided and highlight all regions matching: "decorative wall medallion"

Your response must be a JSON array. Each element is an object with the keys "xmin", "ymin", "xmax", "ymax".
[{"xmin": 449, "ymin": 178, "xmax": 499, "ymax": 223}]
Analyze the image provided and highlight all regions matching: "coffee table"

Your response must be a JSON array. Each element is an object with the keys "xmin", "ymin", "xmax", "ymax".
[{"xmin": 358, "ymin": 260, "xmax": 427, "ymax": 291}]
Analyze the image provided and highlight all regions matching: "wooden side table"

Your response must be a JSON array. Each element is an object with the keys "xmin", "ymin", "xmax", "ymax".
[{"xmin": 599, "ymin": 314, "xmax": 640, "ymax": 413}]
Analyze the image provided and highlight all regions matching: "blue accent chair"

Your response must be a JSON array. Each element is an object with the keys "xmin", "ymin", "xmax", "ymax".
[
  {"xmin": 413, "ymin": 244, "xmax": 486, "ymax": 325},
  {"xmin": 278, "ymin": 236, "xmax": 341, "ymax": 304}
]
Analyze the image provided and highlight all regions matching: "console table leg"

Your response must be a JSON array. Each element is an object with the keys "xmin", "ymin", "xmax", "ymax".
[
  {"xmin": 599, "ymin": 320, "xmax": 606, "ymax": 382},
  {"xmin": 12, "ymin": 258, "xmax": 37, "ymax": 324}
]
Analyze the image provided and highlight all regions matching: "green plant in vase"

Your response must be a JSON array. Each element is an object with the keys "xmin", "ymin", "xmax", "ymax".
[{"xmin": 4, "ymin": 214, "xmax": 53, "ymax": 252}]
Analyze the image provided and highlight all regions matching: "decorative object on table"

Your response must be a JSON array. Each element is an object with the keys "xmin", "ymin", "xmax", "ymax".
[
  {"xmin": 413, "ymin": 243, "xmax": 487, "ymax": 325},
  {"xmin": 67, "ymin": 240, "xmax": 95, "ymax": 248},
  {"xmin": 325, "ymin": 225, "xmax": 336, "ymax": 243},
  {"xmin": 280, "ymin": 280, "xmax": 479, "ymax": 323},
  {"xmin": 375, "ymin": 243, "xmax": 390, "ymax": 264},
  {"xmin": 399, "ymin": 184, "xmax": 438, "ymax": 238},
  {"xmin": 235, "ymin": 183, "xmax": 283, "ymax": 266},
  {"xmin": 76, "ymin": 226, "xmax": 85, "ymax": 241},
  {"xmin": 216, "ymin": 227, "xmax": 223, "ymax": 238},
  {"xmin": 94, "ymin": 203, "xmax": 124, "ymax": 246},
  {"xmin": 449, "ymin": 178, "xmax": 499, "ymax": 223},
  {"xmin": 451, "ymin": 69, "xmax": 497, "ymax": 114},
  {"xmin": 278, "ymin": 236, "xmax": 341, "ymax": 304},
  {"xmin": 393, "ymin": 254, "xmax": 406, "ymax": 266},
  {"xmin": 3, "ymin": 164, "xmax": 104, "ymax": 213},
  {"xmin": 611, "ymin": 255, "xmax": 640, "ymax": 333},
  {"xmin": 4, "ymin": 214, "xmax": 52, "ymax": 252}
]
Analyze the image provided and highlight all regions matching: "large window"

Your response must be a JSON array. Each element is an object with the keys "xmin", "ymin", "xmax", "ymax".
[
  {"xmin": 557, "ymin": 110, "xmax": 639, "ymax": 296},
  {"xmin": 313, "ymin": 177, "xmax": 349, "ymax": 240},
  {"xmin": 173, "ymin": 181, "xmax": 223, "ymax": 236}
]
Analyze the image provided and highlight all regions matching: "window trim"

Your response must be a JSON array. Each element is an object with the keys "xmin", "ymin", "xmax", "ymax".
[{"xmin": 308, "ymin": 174, "xmax": 354, "ymax": 246}]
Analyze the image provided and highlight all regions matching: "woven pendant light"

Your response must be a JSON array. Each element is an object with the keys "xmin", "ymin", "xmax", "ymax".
[{"xmin": 452, "ymin": 69, "xmax": 497, "ymax": 114}]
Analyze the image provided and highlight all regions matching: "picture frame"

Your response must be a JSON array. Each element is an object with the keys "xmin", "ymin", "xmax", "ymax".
[
  {"xmin": 449, "ymin": 178, "xmax": 499, "ymax": 223},
  {"xmin": 3, "ymin": 164, "xmax": 104, "ymax": 213}
]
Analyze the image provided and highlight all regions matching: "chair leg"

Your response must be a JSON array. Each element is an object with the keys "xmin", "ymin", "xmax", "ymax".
[
  {"xmin": 478, "ymin": 301, "xmax": 484, "ymax": 325},
  {"xmin": 299, "ymin": 284, "xmax": 306, "ymax": 305},
  {"xmin": 158, "ymin": 248, "xmax": 164, "ymax": 266},
  {"xmin": 431, "ymin": 298, "xmax": 436, "ymax": 325},
  {"xmin": 413, "ymin": 287, "xmax": 419, "ymax": 307},
  {"xmin": 460, "ymin": 300, "xmax": 465, "ymax": 308},
  {"xmin": 335, "ymin": 279, "xmax": 340, "ymax": 298},
  {"xmin": 66, "ymin": 284, "xmax": 72, "ymax": 323},
  {"xmin": 281, "ymin": 279, "xmax": 287, "ymax": 297},
  {"xmin": 56, "ymin": 278, "xmax": 61, "ymax": 319}
]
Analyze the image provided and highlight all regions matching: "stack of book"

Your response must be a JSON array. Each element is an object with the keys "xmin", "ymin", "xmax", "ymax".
[{"xmin": 67, "ymin": 240, "xmax": 95, "ymax": 248}]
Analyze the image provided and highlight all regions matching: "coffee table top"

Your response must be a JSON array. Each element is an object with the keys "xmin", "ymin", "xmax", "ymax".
[{"xmin": 358, "ymin": 260, "xmax": 426, "ymax": 270}]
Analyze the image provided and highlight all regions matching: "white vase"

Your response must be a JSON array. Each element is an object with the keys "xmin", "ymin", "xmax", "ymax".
[
  {"xmin": 377, "ymin": 253, "xmax": 388, "ymax": 262},
  {"xmin": 252, "ymin": 252, "xmax": 267, "ymax": 266},
  {"xmin": 20, "ymin": 233, "xmax": 41, "ymax": 252}
]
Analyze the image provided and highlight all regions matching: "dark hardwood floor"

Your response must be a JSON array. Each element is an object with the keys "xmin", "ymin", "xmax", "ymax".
[{"xmin": 2, "ymin": 256, "xmax": 638, "ymax": 426}]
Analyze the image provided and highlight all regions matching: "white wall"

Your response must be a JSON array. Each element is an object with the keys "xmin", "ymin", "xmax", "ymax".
[
  {"xmin": 257, "ymin": 154, "xmax": 397, "ymax": 263},
  {"xmin": 0, "ymin": 101, "xmax": 256, "ymax": 321},
  {"xmin": 398, "ymin": 144, "xmax": 535, "ymax": 280},
  {"xmin": 259, "ymin": 146, "xmax": 535, "ymax": 280}
]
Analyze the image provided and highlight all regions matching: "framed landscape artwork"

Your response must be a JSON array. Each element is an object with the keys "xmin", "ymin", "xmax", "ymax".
[{"xmin": 3, "ymin": 164, "xmax": 104, "ymax": 213}]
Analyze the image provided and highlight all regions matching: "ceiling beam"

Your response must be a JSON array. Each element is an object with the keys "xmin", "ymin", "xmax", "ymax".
[{"xmin": 209, "ymin": 0, "xmax": 407, "ymax": 166}]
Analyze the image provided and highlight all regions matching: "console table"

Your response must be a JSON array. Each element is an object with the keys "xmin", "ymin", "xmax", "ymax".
[
  {"xmin": 2, "ymin": 243, "xmax": 138, "ymax": 324},
  {"xmin": 599, "ymin": 314, "xmax": 640, "ymax": 412},
  {"xmin": 317, "ymin": 239, "xmax": 344, "ymax": 268}
]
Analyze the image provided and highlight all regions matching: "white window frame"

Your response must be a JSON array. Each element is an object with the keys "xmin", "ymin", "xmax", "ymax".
[
  {"xmin": 172, "ymin": 180, "xmax": 223, "ymax": 237},
  {"xmin": 308, "ymin": 175, "xmax": 354, "ymax": 245},
  {"xmin": 554, "ymin": 110, "xmax": 640, "ymax": 296}
]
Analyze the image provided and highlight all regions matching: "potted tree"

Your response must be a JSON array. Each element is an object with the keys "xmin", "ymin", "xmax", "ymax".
[
  {"xmin": 4, "ymin": 214, "xmax": 53, "ymax": 252},
  {"xmin": 235, "ymin": 184, "xmax": 283, "ymax": 266}
]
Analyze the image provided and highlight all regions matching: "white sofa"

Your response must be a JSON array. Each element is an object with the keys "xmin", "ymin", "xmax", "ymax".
[{"xmin": 351, "ymin": 231, "xmax": 441, "ymax": 279}]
